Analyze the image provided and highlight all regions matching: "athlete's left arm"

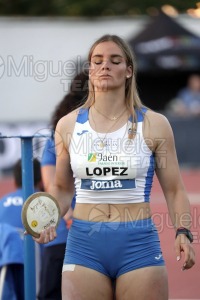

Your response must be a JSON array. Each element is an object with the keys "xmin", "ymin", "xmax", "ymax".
[{"xmin": 149, "ymin": 112, "xmax": 195, "ymax": 270}]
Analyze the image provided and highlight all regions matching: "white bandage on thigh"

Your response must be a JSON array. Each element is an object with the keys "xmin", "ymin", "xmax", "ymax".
[{"xmin": 62, "ymin": 264, "xmax": 76, "ymax": 272}]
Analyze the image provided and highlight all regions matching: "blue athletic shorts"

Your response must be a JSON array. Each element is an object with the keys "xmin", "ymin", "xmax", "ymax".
[{"xmin": 63, "ymin": 217, "xmax": 165, "ymax": 279}]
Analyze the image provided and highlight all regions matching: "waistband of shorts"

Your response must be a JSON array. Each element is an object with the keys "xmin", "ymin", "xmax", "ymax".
[{"xmin": 71, "ymin": 217, "xmax": 154, "ymax": 229}]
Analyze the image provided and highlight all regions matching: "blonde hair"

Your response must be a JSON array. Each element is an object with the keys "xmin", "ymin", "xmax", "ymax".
[{"xmin": 82, "ymin": 34, "xmax": 145, "ymax": 128}]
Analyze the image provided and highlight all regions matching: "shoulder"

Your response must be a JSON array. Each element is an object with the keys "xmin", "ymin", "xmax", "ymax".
[
  {"xmin": 56, "ymin": 108, "xmax": 80, "ymax": 133},
  {"xmin": 144, "ymin": 109, "xmax": 174, "ymax": 146},
  {"xmin": 57, "ymin": 107, "xmax": 89, "ymax": 132},
  {"xmin": 56, "ymin": 107, "xmax": 87, "ymax": 147},
  {"xmin": 147, "ymin": 109, "xmax": 172, "ymax": 128}
]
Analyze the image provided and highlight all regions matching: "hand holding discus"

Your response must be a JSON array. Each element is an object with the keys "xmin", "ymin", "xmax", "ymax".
[{"xmin": 22, "ymin": 192, "xmax": 60, "ymax": 243}]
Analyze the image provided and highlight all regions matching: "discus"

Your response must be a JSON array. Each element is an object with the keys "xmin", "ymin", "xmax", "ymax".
[{"xmin": 21, "ymin": 192, "xmax": 61, "ymax": 238}]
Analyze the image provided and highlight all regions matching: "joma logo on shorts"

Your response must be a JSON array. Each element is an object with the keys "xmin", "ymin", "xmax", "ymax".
[{"xmin": 90, "ymin": 180, "xmax": 122, "ymax": 190}]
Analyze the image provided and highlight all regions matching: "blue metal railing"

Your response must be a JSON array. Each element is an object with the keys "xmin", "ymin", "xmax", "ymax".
[{"xmin": 0, "ymin": 134, "xmax": 50, "ymax": 300}]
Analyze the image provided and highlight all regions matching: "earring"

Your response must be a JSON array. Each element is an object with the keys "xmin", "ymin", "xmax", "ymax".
[{"xmin": 126, "ymin": 75, "xmax": 130, "ymax": 78}]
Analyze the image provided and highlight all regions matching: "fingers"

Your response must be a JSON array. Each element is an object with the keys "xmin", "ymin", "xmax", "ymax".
[
  {"xmin": 33, "ymin": 226, "xmax": 57, "ymax": 244},
  {"xmin": 174, "ymin": 235, "xmax": 195, "ymax": 271},
  {"xmin": 181, "ymin": 245, "xmax": 195, "ymax": 271}
]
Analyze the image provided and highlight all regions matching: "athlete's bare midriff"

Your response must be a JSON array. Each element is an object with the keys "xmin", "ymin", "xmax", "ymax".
[{"xmin": 73, "ymin": 202, "xmax": 151, "ymax": 222}]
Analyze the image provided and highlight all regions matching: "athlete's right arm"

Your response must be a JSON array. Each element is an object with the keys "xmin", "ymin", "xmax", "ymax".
[
  {"xmin": 34, "ymin": 111, "xmax": 77, "ymax": 244},
  {"xmin": 51, "ymin": 111, "xmax": 78, "ymax": 215}
]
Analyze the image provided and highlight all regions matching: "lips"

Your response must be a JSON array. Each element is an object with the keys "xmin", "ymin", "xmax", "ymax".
[{"xmin": 99, "ymin": 74, "xmax": 111, "ymax": 78}]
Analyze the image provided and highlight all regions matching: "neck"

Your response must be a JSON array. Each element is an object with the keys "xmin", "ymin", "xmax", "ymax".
[{"xmin": 94, "ymin": 90, "xmax": 126, "ymax": 115}]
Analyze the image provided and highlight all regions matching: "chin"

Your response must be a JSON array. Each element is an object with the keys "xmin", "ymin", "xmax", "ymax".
[{"xmin": 95, "ymin": 81, "xmax": 109, "ymax": 92}]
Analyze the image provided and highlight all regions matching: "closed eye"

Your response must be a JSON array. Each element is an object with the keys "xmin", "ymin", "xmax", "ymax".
[{"xmin": 93, "ymin": 61, "xmax": 121, "ymax": 65}]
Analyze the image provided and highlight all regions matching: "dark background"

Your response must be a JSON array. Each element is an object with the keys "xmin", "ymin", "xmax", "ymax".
[
  {"xmin": 128, "ymin": 11, "xmax": 200, "ymax": 111},
  {"xmin": 0, "ymin": 0, "xmax": 198, "ymax": 16}
]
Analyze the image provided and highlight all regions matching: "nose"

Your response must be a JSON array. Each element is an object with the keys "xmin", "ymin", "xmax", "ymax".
[{"xmin": 101, "ymin": 60, "xmax": 110, "ymax": 70}]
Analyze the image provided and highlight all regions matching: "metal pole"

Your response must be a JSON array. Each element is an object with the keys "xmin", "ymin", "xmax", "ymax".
[
  {"xmin": 21, "ymin": 137, "xmax": 36, "ymax": 300},
  {"xmin": 0, "ymin": 133, "xmax": 50, "ymax": 299}
]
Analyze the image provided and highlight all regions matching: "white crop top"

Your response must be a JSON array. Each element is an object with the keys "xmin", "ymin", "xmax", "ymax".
[{"xmin": 69, "ymin": 107, "xmax": 155, "ymax": 204}]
